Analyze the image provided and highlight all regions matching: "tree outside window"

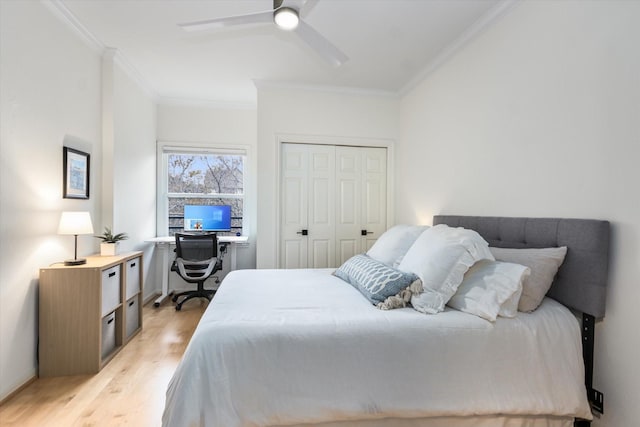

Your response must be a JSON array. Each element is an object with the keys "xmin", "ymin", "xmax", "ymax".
[{"xmin": 167, "ymin": 153, "xmax": 244, "ymax": 235}]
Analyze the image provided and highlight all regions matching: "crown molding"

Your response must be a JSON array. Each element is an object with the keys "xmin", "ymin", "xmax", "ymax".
[
  {"xmin": 43, "ymin": 0, "xmax": 158, "ymax": 101},
  {"xmin": 42, "ymin": 0, "xmax": 105, "ymax": 53},
  {"xmin": 41, "ymin": 0, "xmax": 247, "ymax": 108},
  {"xmin": 42, "ymin": 0, "xmax": 518, "ymax": 110},
  {"xmin": 254, "ymin": 80, "xmax": 399, "ymax": 99},
  {"xmin": 112, "ymin": 50, "xmax": 159, "ymax": 101},
  {"xmin": 158, "ymin": 97, "xmax": 257, "ymax": 110},
  {"xmin": 399, "ymin": 0, "xmax": 520, "ymax": 96}
]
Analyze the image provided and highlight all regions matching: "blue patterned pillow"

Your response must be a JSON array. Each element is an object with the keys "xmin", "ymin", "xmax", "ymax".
[{"xmin": 334, "ymin": 254, "xmax": 420, "ymax": 305}]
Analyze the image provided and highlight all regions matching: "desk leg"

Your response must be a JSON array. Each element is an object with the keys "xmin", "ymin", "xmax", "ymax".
[
  {"xmin": 229, "ymin": 242, "xmax": 237, "ymax": 271},
  {"xmin": 154, "ymin": 243, "xmax": 173, "ymax": 307}
]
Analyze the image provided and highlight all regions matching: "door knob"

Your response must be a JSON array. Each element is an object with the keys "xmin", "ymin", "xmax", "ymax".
[
  {"xmin": 297, "ymin": 229, "xmax": 308, "ymax": 236},
  {"xmin": 361, "ymin": 230, "xmax": 373, "ymax": 236}
]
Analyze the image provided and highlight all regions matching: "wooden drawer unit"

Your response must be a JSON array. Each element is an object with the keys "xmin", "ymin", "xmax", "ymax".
[{"xmin": 39, "ymin": 251, "xmax": 143, "ymax": 377}]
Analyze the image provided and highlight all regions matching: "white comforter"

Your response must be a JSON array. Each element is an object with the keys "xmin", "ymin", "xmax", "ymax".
[{"xmin": 163, "ymin": 269, "xmax": 592, "ymax": 427}]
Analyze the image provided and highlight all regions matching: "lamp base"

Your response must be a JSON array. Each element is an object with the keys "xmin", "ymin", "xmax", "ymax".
[{"xmin": 64, "ymin": 258, "xmax": 87, "ymax": 266}]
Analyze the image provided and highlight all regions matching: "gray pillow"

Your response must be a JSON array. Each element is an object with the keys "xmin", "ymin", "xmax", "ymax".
[
  {"xmin": 448, "ymin": 260, "xmax": 529, "ymax": 321},
  {"xmin": 334, "ymin": 254, "xmax": 420, "ymax": 307},
  {"xmin": 490, "ymin": 246, "xmax": 567, "ymax": 312}
]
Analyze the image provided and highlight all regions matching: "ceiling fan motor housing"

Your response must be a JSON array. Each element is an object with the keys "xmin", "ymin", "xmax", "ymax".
[{"xmin": 178, "ymin": 0, "xmax": 348, "ymax": 67}]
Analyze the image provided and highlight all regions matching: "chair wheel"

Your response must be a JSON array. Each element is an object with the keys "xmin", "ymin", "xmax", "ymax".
[
  {"xmin": 175, "ymin": 304, "xmax": 181, "ymax": 311},
  {"xmin": 172, "ymin": 295, "xmax": 178, "ymax": 302}
]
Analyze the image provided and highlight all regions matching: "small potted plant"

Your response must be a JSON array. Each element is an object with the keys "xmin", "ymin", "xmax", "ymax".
[{"xmin": 96, "ymin": 227, "xmax": 129, "ymax": 256}]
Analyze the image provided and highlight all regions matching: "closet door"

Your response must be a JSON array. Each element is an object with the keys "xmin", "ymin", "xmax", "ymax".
[
  {"xmin": 335, "ymin": 147, "xmax": 362, "ymax": 264},
  {"xmin": 280, "ymin": 144, "xmax": 335, "ymax": 269},
  {"xmin": 280, "ymin": 143, "xmax": 386, "ymax": 269},
  {"xmin": 335, "ymin": 146, "xmax": 387, "ymax": 265}
]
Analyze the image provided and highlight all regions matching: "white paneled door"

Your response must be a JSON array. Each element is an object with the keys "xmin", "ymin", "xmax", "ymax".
[
  {"xmin": 335, "ymin": 146, "xmax": 387, "ymax": 265},
  {"xmin": 280, "ymin": 143, "xmax": 387, "ymax": 269}
]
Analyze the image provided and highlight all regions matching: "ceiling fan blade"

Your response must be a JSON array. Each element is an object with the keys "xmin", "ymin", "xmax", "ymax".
[
  {"xmin": 299, "ymin": 0, "xmax": 320, "ymax": 18},
  {"xmin": 294, "ymin": 20, "xmax": 348, "ymax": 67},
  {"xmin": 178, "ymin": 10, "xmax": 273, "ymax": 32}
]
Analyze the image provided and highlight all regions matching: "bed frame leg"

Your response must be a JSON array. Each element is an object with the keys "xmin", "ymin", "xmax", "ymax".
[
  {"xmin": 583, "ymin": 314, "xmax": 595, "ymax": 395},
  {"xmin": 581, "ymin": 313, "xmax": 604, "ymax": 419}
]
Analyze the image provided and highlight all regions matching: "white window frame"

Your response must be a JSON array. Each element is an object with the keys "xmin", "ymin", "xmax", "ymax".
[{"xmin": 156, "ymin": 141, "xmax": 249, "ymax": 237}]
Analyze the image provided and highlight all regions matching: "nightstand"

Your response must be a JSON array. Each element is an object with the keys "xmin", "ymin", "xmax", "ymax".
[{"xmin": 38, "ymin": 252, "xmax": 143, "ymax": 377}]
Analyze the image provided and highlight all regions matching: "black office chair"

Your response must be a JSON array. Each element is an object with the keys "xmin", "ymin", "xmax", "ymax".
[{"xmin": 171, "ymin": 232, "xmax": 222, "ymax": 311}]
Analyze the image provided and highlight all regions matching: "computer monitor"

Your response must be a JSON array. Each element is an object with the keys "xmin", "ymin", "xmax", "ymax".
[{"xmin": 183, "ymin": 205, "xmax": 232, "ymax": 232}]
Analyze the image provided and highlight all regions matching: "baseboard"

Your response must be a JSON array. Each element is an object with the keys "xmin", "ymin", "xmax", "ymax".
[
  {"xmin": 0, "ymin": 375, "xmax": 37, "ymax": 406},
  {"xmin": 143, "ymin": 292, "xmax": 160, "ymax": 306}
]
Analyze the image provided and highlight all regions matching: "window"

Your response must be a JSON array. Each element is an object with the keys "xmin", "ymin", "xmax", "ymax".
[{"xmin": 160, "ymin": 149, "xmax": 246, "ymax": 236}]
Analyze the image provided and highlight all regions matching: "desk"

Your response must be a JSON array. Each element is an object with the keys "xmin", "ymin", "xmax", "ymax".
[{"xmin": 146, "ymin": 235, "xmax": 248, "ymax": 307}]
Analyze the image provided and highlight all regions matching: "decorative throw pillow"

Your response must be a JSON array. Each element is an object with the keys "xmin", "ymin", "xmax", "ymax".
[
  {"xmin": 397, "ymin": 224, "xmax": 494, "ymax": 314},
  {"xmin": 366, "ymin": 224, "xmax": 429, "ymax": 268},
  {"xmin": 490, "ymin": 246, "xmax": 568, "ymax": 312},
  {"xmin": 334, "ymin": 254, "xmax": 421, "ymax": 308},
  {"xmin": 447, "ymin": 260, "xmax": 529, "ymax": 321}
]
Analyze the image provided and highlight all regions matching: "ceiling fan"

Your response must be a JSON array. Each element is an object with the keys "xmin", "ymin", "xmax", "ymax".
[{"xmin": 178, "ymin": 0, "xmax": 348, "ymax": 67}]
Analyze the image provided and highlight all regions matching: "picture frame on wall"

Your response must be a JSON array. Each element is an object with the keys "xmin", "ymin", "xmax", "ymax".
[{"xmin": 63, "ymin": 146, "xmax": 90, "ymax": 199}]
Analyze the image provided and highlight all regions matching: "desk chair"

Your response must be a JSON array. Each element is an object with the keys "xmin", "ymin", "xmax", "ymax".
[{"xmin": 171, "ymin": 232, "xmax": 222, "ymax": 311}]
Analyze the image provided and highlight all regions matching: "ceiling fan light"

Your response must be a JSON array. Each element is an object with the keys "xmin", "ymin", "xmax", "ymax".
[{"xmin": 274, "ymin": 7, "xmax": 299, "ymax": 30}]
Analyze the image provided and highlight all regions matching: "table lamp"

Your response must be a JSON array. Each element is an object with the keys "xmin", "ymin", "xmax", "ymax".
[{"xmin": 58, "ymin": 211, "xmax": 94, "ymax": 266}]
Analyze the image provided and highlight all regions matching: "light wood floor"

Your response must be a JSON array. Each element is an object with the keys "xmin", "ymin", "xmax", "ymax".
[{"xmin": 0, "ymin": 298, "xmax": 208, "ymax": 427}]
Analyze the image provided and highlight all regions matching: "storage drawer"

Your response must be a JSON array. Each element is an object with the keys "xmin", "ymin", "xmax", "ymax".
[
  {"xmin": 101, "ymin": 311, "xmax": 116, "ymax": 360},
  {"xmin": 101, "ymin": 265, "xmax": 121, "ymax": 316},
  {"xmin": 125, "ymin": 257, "xmax": 141, "ymax": 299},
  {"xmin": 125, "ymin": 296, "xmax": 140, "ymax": 338}
]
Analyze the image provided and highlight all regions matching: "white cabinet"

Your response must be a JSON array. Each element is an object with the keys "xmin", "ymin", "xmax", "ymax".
[
  {"xmin": 280, "ymin": 143, "xmax": 387, "ymax": 268},
  {"xmin": 39, "ymin": 252, "xmax": 143, "ymax": 377}
]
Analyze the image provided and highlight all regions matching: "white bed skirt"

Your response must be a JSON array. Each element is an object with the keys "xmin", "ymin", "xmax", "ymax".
[{"xmin": 281, "ymin": 414, "xmax": 574, "ymax": 427}]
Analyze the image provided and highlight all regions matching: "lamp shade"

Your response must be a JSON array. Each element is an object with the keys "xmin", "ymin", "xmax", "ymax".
[{"xmin": 58, "ymin": 211, "xmax": 94, "ymax": 235}]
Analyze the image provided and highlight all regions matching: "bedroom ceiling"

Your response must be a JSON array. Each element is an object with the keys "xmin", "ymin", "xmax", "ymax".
[{"xmin": 58, "ymin": 0, "xmax": 505, "ymax": 106}]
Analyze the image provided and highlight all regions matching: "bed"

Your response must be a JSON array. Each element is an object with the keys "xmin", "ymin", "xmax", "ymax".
[{"xmin": 162, "ymin": 216, "xmax": 610, "ymax": 427}]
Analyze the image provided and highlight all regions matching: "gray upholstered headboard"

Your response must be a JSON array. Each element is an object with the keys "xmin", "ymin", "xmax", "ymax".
[{"xmin": 433, "ymin": 215, "xmax": 610, "ymax": 319}]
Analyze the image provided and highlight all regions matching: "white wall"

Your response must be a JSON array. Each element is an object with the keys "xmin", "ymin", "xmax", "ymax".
[
  {"xmin": 256, "ymin": 86, "xmax": 399, "ymax": 268},
  {"xmin": 157, "ymin": 103, "xmax": 258, "ymax": 276},
  {"xmin": 111, "ymin": 62, "xmax": 158, "ymax": 300},
  {"xmin": 0, "ymin": 1, "xmax": 102, "ymax": 400},
  {"xmin": 398, "ymin": 1, "xmax": 640, "ymax": 425},
  {"xmin": 0, "ymin": 2, "xmax": 158, "ymax": 400}
]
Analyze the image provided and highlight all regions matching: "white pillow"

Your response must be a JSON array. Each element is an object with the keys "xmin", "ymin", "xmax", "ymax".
[
  {"xmin": 397, "ymin": 224, "xmax": 494, "ymax": 314},
  {"xmin": 447, "ymin": 260, "xmax": 529, "ymax": 321},
  {"xmin": 490, "ymin": 246, "xmax": 567, "ymax": 312},
  {"xmin": 366, "ymin": 224, "xmax": 429, "ymax": 268}
]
